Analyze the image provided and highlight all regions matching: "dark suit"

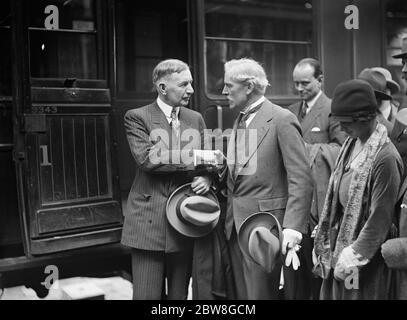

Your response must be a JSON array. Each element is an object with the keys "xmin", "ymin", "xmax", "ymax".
[
  {"xmin": 286, "ymin": 92, "xmax": 346, "ymax": 300},
  {"xmin": 225, "ymin": 98, "xmax": 313, "ymax": 299},
  {"xmin": 121, "ymin": 101, "xmax": 207, "ymax": 299},
  {"xmin": 390, "ymin": 99, "xmax": 407, "ymax": 178}
]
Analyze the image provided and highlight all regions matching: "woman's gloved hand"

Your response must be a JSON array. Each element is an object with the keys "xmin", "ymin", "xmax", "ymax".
[{"xmin": 334, "ymin": 246, "xmax": 369, "ymax": 281}]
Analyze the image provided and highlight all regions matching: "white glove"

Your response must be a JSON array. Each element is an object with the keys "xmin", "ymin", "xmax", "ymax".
[
  {"xmin": 285, "ymin": 245, "xmax": 301, "ymax": 270},
  {"xmin": 336, "ymin": 246, "xmax": 369, "ymax": 270},
  {"xmin": 282, "ymin": 228, "xmax": 303, "ymax": 255},
  {"xmin": 334, "ymin": 246, "xmax": 369, "ymax": 281}
]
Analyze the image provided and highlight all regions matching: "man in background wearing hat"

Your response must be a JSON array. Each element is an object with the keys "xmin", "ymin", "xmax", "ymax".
[
  {"xmin": 222, "ymin": 58, "xmax": 313, "ymax": 299},
  {"xmin": 382, "ymin": 36, "xmax": 407, "ymax": 300},
  {"xmin": 121, "ymin": 59, "xmax": 213, "ymax": 300},
  {"xmin": 287, "ymin": 58, "xmax": 347, "ymax": 300},
  {"xmin": 358, "ymin": 68, "xmax": 398, "ymax": 134},
  {"xmin": 387, "ymin": 36, "xmax": 407, "ymax": 178},
  {"xmin": 372, "ymin": 67, "xmax": 400, "ymax": 129}
]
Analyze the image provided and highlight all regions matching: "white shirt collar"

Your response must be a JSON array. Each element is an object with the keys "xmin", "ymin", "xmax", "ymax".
[
  {"xmin": 157, "ymin": 97, "xmax": 179, "ymax": 123},
  {"xmin": 306, "ymin": 90, "xmax": 322, "ymax": 109},
  {"xmin": 246, "ymin": 96, "xmax": 265, "ymax": 112}
]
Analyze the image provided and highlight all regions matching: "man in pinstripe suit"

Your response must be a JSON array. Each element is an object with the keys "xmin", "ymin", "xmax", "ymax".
[{"xmin": 121, "ymin": 59, "xmax": 212, "ymax": 300}]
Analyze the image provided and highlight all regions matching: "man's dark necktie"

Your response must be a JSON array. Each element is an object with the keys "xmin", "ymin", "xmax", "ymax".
[
  {"xmin": 237, "ymin": 103, "xmax": 263, "ymax": 130},
  {"xmin": 299, "ymin": 101, "xmax": 309, "ymax": 122}
]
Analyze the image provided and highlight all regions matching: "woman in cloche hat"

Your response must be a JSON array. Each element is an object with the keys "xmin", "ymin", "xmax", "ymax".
[{"xmin": 313, "ymin": 79, "xmax": 403, "ymax": 299}]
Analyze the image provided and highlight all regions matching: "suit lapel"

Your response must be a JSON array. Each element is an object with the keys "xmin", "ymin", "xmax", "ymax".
[
  {"xmin": 179, "ymin": 107, "xmax": 192, "ymax": 131},
  {"xmin": 399, "ymin": 177, "xmax": 407, "ymax": 203},
  {"xmin": 150, "ymin": 102, "xmax": 171, "ymax": 148},
  {"xmin": 178, "ymin": 107, "xmax": 193, "ymax": 149},
  {"xmin": 227, "ymin": 118, "xmax": 239, "ymax": 182},
  {"xmin": 301, "ymin": 94, "xmax": 326, "ymax": 135},
  {"xmin": 234, "ymin": 101, "xmax": 272, "ymax": 178},
  {"xmin": 289, "ymin": 101, "xmax": 302, "ymax": 119},
  {"xmin": 151, "ymin": 101, "xmax": 171, "ymax": 128}
]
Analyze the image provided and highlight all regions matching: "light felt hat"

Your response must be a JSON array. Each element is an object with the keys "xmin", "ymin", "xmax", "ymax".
[
  {"xmin": 358, "ymin": 68, "xmax": 392, "ymax": 101},
  {"xmin": 238, "ymin": 212, "xmax": 282, "ymax": 273},
  {"xmin": 166, "ymin": 183, "xmax": 220, "ymax": 238},
  {"xmin": 371, "ymin": 67, "xmax": 400, "ymax": 95}
]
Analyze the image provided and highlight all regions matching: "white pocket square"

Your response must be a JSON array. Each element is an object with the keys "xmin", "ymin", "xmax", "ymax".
[{"xmin": 311, "ymin": 127, "xmax": 321, "ymax": 132}]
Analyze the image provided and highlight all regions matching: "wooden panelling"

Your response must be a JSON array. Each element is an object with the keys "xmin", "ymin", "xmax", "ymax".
[
  {"xmin": 29, "ymin": 227, "xmax": 123, "ymax": 255},
  {"xmin": 36, "ymin": 201, "xmax": 121, "ymax": 235},
  {"xmin": 318, "ymin": 0, "xmax": 383, "ymax": 96},
  {"xmin": 37, "ymin": 115, "xmax": 112, "ymax": 205},
  {"xmin": 0, "ymin": 101, "xmax": 13, "ymax": 144},
  {"xmin": 0, "ymin": 151, "xmax": 22, "ymax": 246},
  {"xmin": 31, "ymin": 87, "xmax": 111, "ymax": 103},
  {"xmin": 353, "ymin": 0, "xmax": 383, "ymax": 73},
  {"xmin": 318, "ymin": 0, "xmax": 353, "ymax": 97}
]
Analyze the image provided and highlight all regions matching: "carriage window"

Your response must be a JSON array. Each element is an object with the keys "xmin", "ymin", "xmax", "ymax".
[
  {"xmin": 204, "ymin": 0, "xmax": 313, "ymax": 99},
  {"xmin": 28, "ymin": 0, "xmax": 100, "ymax": 79},
  {"xmin": 0, "ymin": 2, "xmax": 11, "ymax": 96},
  {"xmin": 385, "ymin": 0, "xmax": 407, "ymax": 101},
  {"xmin": 115, "ymin": 1, "xmax": 188, "ymax": 99}
]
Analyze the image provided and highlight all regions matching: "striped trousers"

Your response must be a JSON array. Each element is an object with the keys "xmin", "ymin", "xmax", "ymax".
[{"xmin": 131, "ymin": 248, "xmax": 192, "ymax": 300}]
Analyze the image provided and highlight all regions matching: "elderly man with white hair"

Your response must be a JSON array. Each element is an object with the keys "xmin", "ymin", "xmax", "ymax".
[{"xmin": 221, "ymin": 58, "xmax": 313, "ymax": 299}]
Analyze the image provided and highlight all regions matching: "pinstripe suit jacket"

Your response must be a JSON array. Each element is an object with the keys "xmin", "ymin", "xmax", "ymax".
[
  {"xmin": 121, "ymin": 101, "xmax": 207, "ymax": 252},
  {"xmin": 224, "ymin": 99, "xmax": 313, "ymax": 239}
]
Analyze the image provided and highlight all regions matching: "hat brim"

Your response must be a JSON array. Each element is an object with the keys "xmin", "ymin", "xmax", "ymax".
[
  {"xmin": 387, "ymin": 80, "xmax": 400, "ymax": 95},
  {"xmin": 393, "ymin": 52, "xmax": 407, "ymax": 59},
  {"xmin": 374, "ymin": 90, "xmax": 392, "ymax": 101},
  {"xmin": 330, "ymin": 114, "xmax": 356, "ymax": 122},
  {"xmin": 166, "ymin": 183, "xmax": 220, "ymax": 238},
  {"xmin": 238, "ymin": 212, "xmax": 282, "ymax": 271}
]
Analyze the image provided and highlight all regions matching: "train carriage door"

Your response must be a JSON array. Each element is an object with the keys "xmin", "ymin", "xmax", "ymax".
[{"xmin": 14, "ymin": 0, "xmax": 122, "ymax": 255}]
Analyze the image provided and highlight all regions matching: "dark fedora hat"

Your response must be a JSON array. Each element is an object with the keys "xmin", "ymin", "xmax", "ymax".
[
  {"xmin": 238, "ymin": 212, "xmax": 282, "ymax": 273},
  {"xmin": 358, "ymin": 68, "xmax": 392, "ymax": 100},
  {"xmin": 330, "ymin": 79, "xmax": 378, "ymax": 122},
  {"xmin": 393, "ymin": 36, "xmax": 407, "ymax": 59},
  {"xmin": 166, "ymin": 183, "xmax": 220, "ymax": 238}
]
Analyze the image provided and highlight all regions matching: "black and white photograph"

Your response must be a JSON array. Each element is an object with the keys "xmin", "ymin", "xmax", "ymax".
[{"xmin": 0, "ymin": 0, "xmax": 407, "ymax": 309}]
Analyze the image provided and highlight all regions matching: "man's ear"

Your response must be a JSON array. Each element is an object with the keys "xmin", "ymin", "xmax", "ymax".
[
  {"xmin": 246, "ymin": 81, "xmax": 255, "ymax": 94},
  {"xmin": 158, "ymin": 83, "xmax": 167, "ymax": 95}
]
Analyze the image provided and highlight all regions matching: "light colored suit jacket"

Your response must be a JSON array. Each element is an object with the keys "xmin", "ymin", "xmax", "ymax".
[
  {"xmin": 224, "ymin": 99, "xmax": 313, "ymax": 239},
  {"xmin": 287, "ymin": 92, "xmax": 347, "ymax": 146},
  {"xmin": 121, "ymin": 101, "xmax": 207, "ymax": 252}
]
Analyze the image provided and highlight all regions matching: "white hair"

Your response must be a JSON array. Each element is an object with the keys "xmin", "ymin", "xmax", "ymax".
[{"xmin": 224, "ymin": 58, "xmax": 269, "ymax": 94}]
